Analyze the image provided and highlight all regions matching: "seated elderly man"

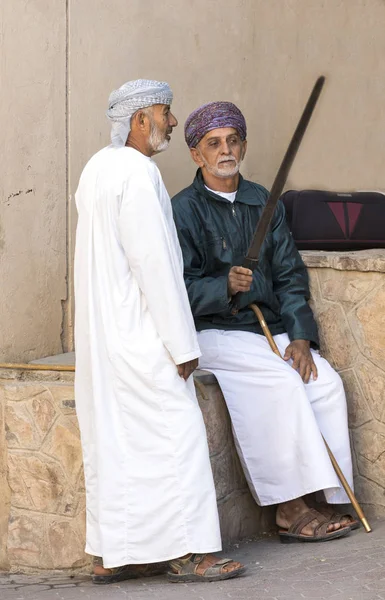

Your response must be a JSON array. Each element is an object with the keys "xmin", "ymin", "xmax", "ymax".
[{"xmin": 172, "ymin": 101, "xmax": 357, "ymax": 543}]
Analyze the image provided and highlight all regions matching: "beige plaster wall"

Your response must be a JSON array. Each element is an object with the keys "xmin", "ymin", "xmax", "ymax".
[
  {"xmin": 68, "ymin": 0, "xmax": 385, "ymax": 195},
  {"xmin": 0, "ymin": 0, "xmax": 67, "ymax": 363},
  {"xmin": 1, "ymin": 0, "xmax": 385, "ymax": 358},
  {"xmin": 67, "ymin": 0, "xmax": 385, "ymax": 347}
]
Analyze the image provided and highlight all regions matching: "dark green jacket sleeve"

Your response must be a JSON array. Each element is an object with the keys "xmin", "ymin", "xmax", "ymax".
[
  {"xmin": 270, "ymin": 201, "xmax": 319, "ymax": 346},
  {"xmin": 174, "ymin": 212, "xmax": 232, "ymax": 317}
]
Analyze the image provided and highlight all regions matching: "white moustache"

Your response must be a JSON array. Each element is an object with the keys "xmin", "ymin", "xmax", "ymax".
[{"xmin": 218, "ymin": 157, "xmax": 236, "ymax": 164}]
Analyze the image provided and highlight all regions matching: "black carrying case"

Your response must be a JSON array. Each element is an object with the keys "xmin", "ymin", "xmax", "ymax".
[{"xmin": 281, "ymin": 190, "xmax": 385, "ymax": 250}]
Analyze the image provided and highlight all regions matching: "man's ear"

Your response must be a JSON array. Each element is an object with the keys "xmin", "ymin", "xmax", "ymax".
[
  {"xmin": 190, "ymin": 147, "xmax": 205, "ymax": 168},
  {"xmin": 241, "ymin": 140, "xmax": 247, "ymax": 160},
  {"xmin": 131, "ymin": 109, "xmax": 148, "ymax": 131}
]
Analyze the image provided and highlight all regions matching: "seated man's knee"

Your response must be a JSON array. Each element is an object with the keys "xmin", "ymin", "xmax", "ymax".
[
  {"xmin": 320, "ymin": 361, "xmax": 344, "ymax": 391},
  {"xmin": 330, "ymin": 368, "xmax": 346, "ymax": 399},
  {"xmin": 317, "ymin": 360, "xmax": 347, "ymax": 405},
  {"xmin": 279, "ymin": 365, "xmax": 305, "ymax": 393}
]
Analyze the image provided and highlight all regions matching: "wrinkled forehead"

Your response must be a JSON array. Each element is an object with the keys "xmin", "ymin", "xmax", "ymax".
[
  {"xmin": 150, "ymin": 103, "xmax": 172, "ymax": 112},
  {"xmin": 200, "ymin": 127, "xmax": 241, "ymax": 143},
  {"xmin": 142, "ymin": 103, "xmax": 172, "ymax": 120}
]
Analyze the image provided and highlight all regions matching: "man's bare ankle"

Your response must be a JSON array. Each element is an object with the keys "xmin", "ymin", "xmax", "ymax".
[
  {"xmin": 94, "ymin": 565, "xmax": 112, "ymax": 575},
  {"xmin": 277, "ymin": 497, "xmax": 309, "ymax": 524}
]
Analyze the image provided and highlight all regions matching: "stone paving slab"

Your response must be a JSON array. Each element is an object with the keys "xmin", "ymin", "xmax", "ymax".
[{"xmin": 1, "ymin": 519, "xmax": 385, "ymax": 600}]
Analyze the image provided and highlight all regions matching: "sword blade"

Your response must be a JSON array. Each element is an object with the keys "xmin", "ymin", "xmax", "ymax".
[{"xmin": 243, "ymin": 76, "xmax": 325, "ymax": 268}]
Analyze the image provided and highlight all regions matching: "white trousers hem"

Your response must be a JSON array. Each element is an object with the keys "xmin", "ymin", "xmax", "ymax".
[
  {"xmin": 256, "ymin": 484, "xmax": 344, "ymax": 507},
  {"xmin": 86, "ymin": 545, "xmax": 223, "ymax": 569}
]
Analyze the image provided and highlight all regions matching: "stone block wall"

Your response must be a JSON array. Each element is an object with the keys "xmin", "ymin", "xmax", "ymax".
[
  {"xmin": 0, "ymin": 371, "xmax": 88, "ymax": 572},
  {"xmin": 0, "ymin": 367, "xmax": 270, "ymax": 573},
  {"xmin": 303, "ymin": 250, "xmax": 385, "ymax": 517}
]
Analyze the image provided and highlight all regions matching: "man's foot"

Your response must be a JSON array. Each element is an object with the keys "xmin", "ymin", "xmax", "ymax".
[
  {"xmin": 276, "ymin": 498, "xmax": 350, "ymax": 543},
  {"xmin": 167, "ymin": 553, "xmax": 246, "ymax": 582},
  {"xmin": 92, "ymin": 557, "xmax": 168, "ymax": 585},
  {"xmin": 277, "ymin": 497, "xmax": 342, "ymax": 535}
]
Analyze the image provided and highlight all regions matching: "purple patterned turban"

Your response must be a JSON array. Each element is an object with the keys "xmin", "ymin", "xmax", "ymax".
[{"xmin": 184, "ymin": 101, "xmax": 247, "ymax": 148}]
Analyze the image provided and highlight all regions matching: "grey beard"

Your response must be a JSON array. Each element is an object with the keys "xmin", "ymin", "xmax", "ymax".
[
  {"xmin": 198, "ymin": 150, "xmax": 242, "ymax": 178},
  {"xmin": 149, "ymin": 121, "xmax": 169, "ymax": 153},
  {"xmin": 206, "ymin": 160, "xmax": 241, "ymax": 178}
]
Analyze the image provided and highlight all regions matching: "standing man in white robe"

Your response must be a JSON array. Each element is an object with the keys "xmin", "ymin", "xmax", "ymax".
[
  {"xmin": 172, "ymin": 101, "xmax": 356, "ymax": 544},
  {"xmin": 74, "ymin": 80, "xmax": 244, "ymax": 584}
]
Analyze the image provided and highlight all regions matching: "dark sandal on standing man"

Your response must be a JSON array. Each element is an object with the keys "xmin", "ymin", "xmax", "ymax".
[{"xmin": 167, "ymin": 553, "xmax": 246, "ymax": 582}]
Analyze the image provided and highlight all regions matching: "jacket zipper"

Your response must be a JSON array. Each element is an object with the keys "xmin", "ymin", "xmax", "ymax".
[{"xmin": 230, "ymin": 202, "xmax": 244, "ymax": 253}]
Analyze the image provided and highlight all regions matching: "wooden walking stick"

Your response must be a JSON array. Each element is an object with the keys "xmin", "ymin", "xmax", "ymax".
[{"xmin": 249, "ymin": 303, "xmax": 372, "ymax": 533}]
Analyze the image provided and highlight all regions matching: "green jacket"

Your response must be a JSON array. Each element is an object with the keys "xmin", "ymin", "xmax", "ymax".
[{"xmin": 172, "ymin": 170, "xmax": 319, "ymax": 346}]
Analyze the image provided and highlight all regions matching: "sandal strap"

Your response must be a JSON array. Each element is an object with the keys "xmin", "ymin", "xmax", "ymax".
[
  {"xmin": 331, "ymin": 511, "xmax": 356, "ymax": 523},
  {"xmin": 313, "ymin": 518, "xmax": 332, "ymax": 537},
  {"xmin": 212, "ymin": 557, "xmax": 233, "ymax": 565},
  {"xmin": 317, "ymin": 503, "xmax": 357, "ymax": 525},
  {"xmin": 169, "ymin": 554, "xmax": 235, "ymax": 577},
  {"xmin": 329, "ymin": 512, "xmax": 345, "ymax": 524},
  {"xmin": 288, "ymin": 509, "xmax": 329, "ymax": 536},
  {"xmin": 169, "ymin": 555, "xmax": 194, "ymax": 574},
  {"xmin": 195, "ymin": 556, "xmax": 233, "ymax": 577}
]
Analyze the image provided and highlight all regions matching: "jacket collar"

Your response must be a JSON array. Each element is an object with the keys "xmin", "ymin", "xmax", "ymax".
[{"xmin": 193, "ymin": 168, "xmax": 264, "ymax": 206}]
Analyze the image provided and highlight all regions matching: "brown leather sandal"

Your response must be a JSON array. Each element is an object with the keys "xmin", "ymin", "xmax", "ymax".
[
  {"xmin": 279, "ymin": 508, "xmax": 351, "ymax": 543},
  {"xmin": 167, "ymin": 553, "xmax": 246, "ymax": 582},
  {"xmin": 317, "ymin": 503, "xmax": 360, "ymax": 531},
  {"xmin": 92, "ymin": 556, "xmax": 168, "ymax": 585}
]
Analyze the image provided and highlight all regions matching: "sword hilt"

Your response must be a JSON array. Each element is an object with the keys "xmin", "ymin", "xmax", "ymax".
[
  {"xmin": 242, "ymin": 257, "xmax": 259, "ymax": 271},
  {"xmin": 230, "ymin": 258, "xmax": 259, "ymax": 315}
]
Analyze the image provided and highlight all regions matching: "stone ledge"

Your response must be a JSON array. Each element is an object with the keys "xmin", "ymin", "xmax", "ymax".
[
  {"xmin": 4, "ymin": 353, "xmax": 218, "ymax": 386},
  {"xmin": 301, "ymin": 249, "xmax": 385, "ymax": 272}
]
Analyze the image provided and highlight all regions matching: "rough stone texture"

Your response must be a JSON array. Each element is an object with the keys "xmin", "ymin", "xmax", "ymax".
[
  {"xmin": 0, "ymin": 367, "xmax": 270, "ymax": 573},
  {"xmin": 304, "ymin": 250, "xmax": 385, "ymax": 518},
  {"xmin": 0, "ymin": 387, "xmax": 11, "ymax": 571},
  {"xmin": 0, "ymin": 372, "xmax": 91, "ymax": 573},
  {"xmin": 7, "ymin": 513, "xmax": 47, "ymax": 569},
  {"xmin": 302, "ymin": 249, "xmax": 385, "ymax": 273}
]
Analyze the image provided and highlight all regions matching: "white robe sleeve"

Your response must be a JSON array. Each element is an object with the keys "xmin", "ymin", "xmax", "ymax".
[{"xmin": 118, "ymin": 165, "xmax": 201, "ymax": 365}]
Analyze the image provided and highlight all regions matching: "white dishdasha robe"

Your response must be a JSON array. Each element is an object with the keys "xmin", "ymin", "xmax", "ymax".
[
  {"xmin": 198, "ymin": 329, "xmax": 353, "ymax": 507},
  {"xmin": 74, "ymin": 146, "xmax": 221, "ymax": 568}
]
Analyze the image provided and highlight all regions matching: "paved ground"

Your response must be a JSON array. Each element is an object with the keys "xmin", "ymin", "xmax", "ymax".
[{"xmin": 2, "ymin": 519, "xmax": 385, "ymax": 600}]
